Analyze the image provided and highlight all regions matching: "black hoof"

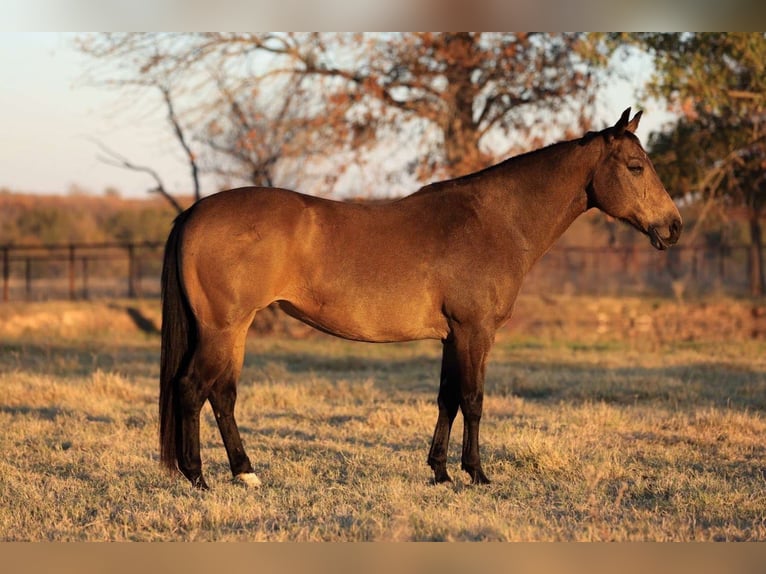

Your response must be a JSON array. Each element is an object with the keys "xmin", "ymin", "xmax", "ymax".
[
  {"xmin": 189, "ymin": 474, "xmax": 210, "ymax": 491},
  {"xmin": 432, "ymin": 468, "xmax": 453, "ymax": 484},
  {"xmin": 464, "ymin": 466, "xmax": 491, "ymax": 485}
]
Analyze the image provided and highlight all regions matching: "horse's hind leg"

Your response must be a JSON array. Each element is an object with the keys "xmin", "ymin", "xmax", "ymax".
[
  {"xmin": 177, "ymin": 325, "xmax": 257, "ymax": 489},
  {"xmin": 176, "ymin": 369, "xmax": 210, "ymax": 490},
  {"xmin": 209, "ymin": 379, "xmax": 260, "ymax": 487},
  {"xmin": 207, "ymin": 328, "xmax": 260, "ymax": 487}
]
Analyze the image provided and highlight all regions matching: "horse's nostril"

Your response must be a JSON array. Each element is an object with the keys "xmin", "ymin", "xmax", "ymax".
[{"xmin": 669, "ymin": 218, "xmax": 682, "ymax": 242}]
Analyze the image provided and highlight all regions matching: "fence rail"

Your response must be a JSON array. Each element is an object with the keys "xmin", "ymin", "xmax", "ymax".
[
  {"xmin": 1, "ymin": 241, "xmax": 164, "ymax": 302},
  {"xmin": 524, "ymin": 242, "xmax": 756, "ymax": 297},
  {"xmin": 0, "ymin": 240, "xmax": 760, "ymax": 302}
]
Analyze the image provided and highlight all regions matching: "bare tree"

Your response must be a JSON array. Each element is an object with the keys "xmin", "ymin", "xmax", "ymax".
[
  {"xmin": 89, "ymin": 83, "xmax": 199, "ymax": 214},
  {"xmin": 93, "ymin": 137, "xmax": 185, "ymax": 214},
  {"xmin": 77, "ymin": 32, "xmax": 604, "ymax": 196},
  {"xmin": 159, "ymin": 85, "xmax": 201, "ymax": 202}
]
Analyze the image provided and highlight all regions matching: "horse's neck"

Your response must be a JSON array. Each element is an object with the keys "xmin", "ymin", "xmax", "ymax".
[{"xmin": 489, "ymin": 137, "xmax": 602, "ymax": 272}]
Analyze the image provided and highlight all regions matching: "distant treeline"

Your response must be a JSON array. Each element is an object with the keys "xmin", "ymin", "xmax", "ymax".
[
  {"xmin": 0, "ymin": 191, "xmax": 188, "ymax": 245},
  {"xmin": 0, "ymin": 189, "xmax": 630, "ymax": 248},
  {"xmin": 0, "ymin": 188, "xmax": 748, "ymax": 251}
]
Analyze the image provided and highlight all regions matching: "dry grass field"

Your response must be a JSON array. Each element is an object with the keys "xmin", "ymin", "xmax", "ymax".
[{"xmin": 1, "ymin": 296, "xmax": 765, "ymax": 541}]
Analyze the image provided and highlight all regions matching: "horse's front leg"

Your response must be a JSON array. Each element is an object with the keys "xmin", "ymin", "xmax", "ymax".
[
  {"xmin": 453, "ymin": 323, "xmax": 493, "ymax": 485},
  {"xmin": 427, "ymin": 339, "xmax": 461, "ymax": 483}
]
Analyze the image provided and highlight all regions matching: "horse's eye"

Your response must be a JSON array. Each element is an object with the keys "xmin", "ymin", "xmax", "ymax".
[{"xmin": 628, "ymin": 163, "xmax": 644, "ymax": 174}]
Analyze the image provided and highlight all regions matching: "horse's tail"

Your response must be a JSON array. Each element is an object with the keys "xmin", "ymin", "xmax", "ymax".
[{"xmin": 159, "ymin": 207, "xmax": 196, "ymax": 472}]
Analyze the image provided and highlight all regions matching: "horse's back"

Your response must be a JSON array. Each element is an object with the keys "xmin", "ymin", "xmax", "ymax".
[{"xmin": 177, "ymin": 186, "xmax": 459, "ymax": 340}]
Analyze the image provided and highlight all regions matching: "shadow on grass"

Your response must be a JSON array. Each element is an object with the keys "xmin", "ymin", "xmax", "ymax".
[
  {"xmin": 0, "ymin": 339, "xmax": 159, "ymax": 380},
  {"xmin": 0, "ymin": 404, "xmax": 69, "ymax": 421},
  {"xmin": 485, "ymin": 360, "xmax": 766, "ymax": 411},
  {"xmin": 240, "ymin": 345, "xmax": 766, "ymax": 412},
  {"xmin": 2, "ymin": 335, "xmax": 764, "ymax": 412}
]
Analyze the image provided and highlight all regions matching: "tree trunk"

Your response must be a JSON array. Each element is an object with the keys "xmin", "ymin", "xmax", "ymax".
[
  {"xmin": 441, "ymin": 33, "xmax": 488, "ymax": 178},
  {"xmin": 443, "ymin": 114, "xmax": 485, "ymax": 178},
  {"xmin": 748, "ymin": 206, "xmax": 764, "ymax": 297}
]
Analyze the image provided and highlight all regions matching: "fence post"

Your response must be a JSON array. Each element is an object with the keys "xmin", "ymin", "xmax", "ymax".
[
  {"xmin": 127, "ymin": 243, "xmax": 136, "ymax": 298},
  {"xmin": 691, "ymin": 247, "xmax": 698, "ymax": 281},
  {"xmin": 2, "ymin": 246, "xmax": 8, "ymax": 302},
  {"xmin": 68, "ymin": 244, "xmax": 76, "ymax": 301},
  {"xmin": 25, "ymin": 257, "xmax": 31, "ymax": 301},
  {"xmin": 82, "ymin": 257, "xmax": 89, "ymax": 300},
  {"xmin": 718, "ymin": 243, "xmax": 726, "ymax": 285},
  {"xmin": 135, "ymin": 254, "xmax": 142, "ymax": 298}
]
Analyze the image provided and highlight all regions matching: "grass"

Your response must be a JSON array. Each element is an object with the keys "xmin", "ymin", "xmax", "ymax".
[{"xmin": 1, "ymin": 307, "xmax": 765, "ymax": 540}]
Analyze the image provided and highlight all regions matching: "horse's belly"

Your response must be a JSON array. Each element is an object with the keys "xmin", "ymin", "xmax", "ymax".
[{"xmin": 278, "ymin": 294, "xmax": 448, "ymax": 343}]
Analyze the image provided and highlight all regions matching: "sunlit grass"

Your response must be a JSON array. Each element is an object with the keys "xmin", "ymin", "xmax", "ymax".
[{"xmin": 1, "ymin": 303, "xmax": 765, "ymax": 540}]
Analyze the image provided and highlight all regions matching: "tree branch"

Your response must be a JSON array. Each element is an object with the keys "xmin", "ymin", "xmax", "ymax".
[
  {"xmin": 90, "ymin": 138, "xmax": 185, "ymax": 214},
  {"xmin": 159, "ymin": 85, "xmax": 200, "ymax": 202}
]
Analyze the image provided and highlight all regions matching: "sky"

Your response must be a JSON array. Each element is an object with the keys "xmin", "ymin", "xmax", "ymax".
[
  {"xmin": 0, "ymin": 32, "xmax": 675, "ymax": 199},
  {"xmin": 0, "ymin": 32, "xmax": 193, "ymax": 196}
]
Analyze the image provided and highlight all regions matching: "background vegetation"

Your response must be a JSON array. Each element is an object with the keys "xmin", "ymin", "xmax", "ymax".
[{"xmin": 0, "ymin": 191, "xmax": 179, "ymax": 246}]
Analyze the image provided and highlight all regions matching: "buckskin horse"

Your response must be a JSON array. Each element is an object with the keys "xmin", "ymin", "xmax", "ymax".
[{"xmin": 159, "ymin": 108, "xmax": 682, "ymax": 490}]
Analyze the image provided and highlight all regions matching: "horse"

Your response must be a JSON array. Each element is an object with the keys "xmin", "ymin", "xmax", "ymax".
[{"xmin": 159, "ymin": 108, "xmax": 682, "ymax": 490}]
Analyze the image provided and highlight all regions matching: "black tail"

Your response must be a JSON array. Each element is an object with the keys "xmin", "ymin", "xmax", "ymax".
[{"xmin": 159, "ymin": 208, "xmax": 196, "ymax": 471}]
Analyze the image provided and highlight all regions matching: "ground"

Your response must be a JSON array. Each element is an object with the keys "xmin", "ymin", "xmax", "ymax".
[{"xmin": 0, "ymin": 294, "xmax": 764, "ymax": 541}]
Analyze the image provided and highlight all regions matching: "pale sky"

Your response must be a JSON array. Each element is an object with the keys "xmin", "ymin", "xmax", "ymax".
[
  {"xmin": 0, "ymin": 32, "xmax": 194, "ymax": 196},
  {"xmin": 0, "ymin": 32, "xmax": 674, "ymax": 198}
]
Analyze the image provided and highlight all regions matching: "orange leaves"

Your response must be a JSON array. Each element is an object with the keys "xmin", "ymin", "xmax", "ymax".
[
  {"xmin": 681, "ymin": 97, "xmax": 699, "ymax": 121},
  {"xmin": 328, "ymin": 92, "xmax": 349, "ymax": 106}
]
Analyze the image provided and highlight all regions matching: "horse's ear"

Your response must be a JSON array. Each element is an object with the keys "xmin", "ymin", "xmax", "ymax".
[
  {"xmin": 613, "ymin": 108, "xmax": 631, "ymax": 136},
  {"xmin": 626, "ymin": 110, "xmax": 642, "ymax": 133}
]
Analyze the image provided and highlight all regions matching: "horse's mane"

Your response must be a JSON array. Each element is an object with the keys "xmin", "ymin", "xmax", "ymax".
[{"xmin": 411, "ymin": 128, "xmax": 609, "ymax": 197}]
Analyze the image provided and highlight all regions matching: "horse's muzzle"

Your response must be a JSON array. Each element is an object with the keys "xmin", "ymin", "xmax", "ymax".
[{"xmin": 649, "ymin": 218, "xmax": 682, "ymax": 251}]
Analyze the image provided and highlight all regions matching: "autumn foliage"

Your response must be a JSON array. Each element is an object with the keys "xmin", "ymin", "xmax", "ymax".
[{"xmin": 0, "ymin": 190, "xmax": 180, "ymax": 246}]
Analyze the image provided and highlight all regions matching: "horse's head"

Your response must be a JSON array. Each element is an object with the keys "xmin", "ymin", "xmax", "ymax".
[{"xmin": 588, "ymin": 108, "xmax": 682, "ymax": 250}]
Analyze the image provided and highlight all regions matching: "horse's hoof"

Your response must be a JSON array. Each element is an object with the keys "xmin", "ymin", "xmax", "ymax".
[
  {"xmin": 462, "ymin": 464, "xmax": 491, "ymax": 485},
  {"xmin": 191, "ymin": 475, "xmax": 210, "ymax": 491},
  {"xmin": 432, "ymin": 469, "xmax": 453, "ymax": 484},
  {"xmin": 470, "ymin": 470, "xmax": 491, "ymax": 485},
  {"xmin": 234, "ymin": 472, "xmax": 262, "ymax": 488}
]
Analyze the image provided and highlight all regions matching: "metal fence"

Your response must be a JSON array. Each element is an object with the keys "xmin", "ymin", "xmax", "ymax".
[
  {"xmin": 1, "ymin": 241, "xmax": 164, "ymax": 301},
  {"xmin": 524, "ymin": 243, "xmax": 755, "ymax": 297},
  {"xmin": 0, "ymin": 240, "xmax": 759, "ymax": 302}
]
